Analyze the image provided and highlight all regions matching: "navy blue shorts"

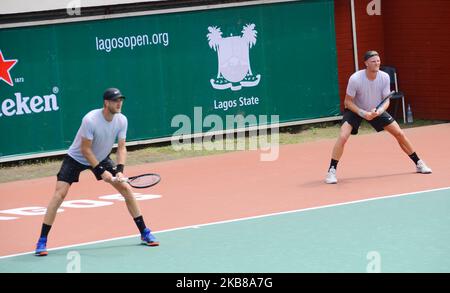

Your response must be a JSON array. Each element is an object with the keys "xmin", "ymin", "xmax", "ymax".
[
  {"xmin": 56, "ymin": 155, "xmax": 118, "ymax": 184},
  {"xmin": 342, "ymin": 109, "xmax": 395, "ymax": 135}
]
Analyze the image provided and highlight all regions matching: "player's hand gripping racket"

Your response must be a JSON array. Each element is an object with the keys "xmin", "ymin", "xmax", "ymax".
[
  {"xmin": 112, "ymin": 173, "xmax": 161, "ymax": 188},
  {"xmin": 375, "ymin": 91, "xmax": 395, "ymax": 111}
]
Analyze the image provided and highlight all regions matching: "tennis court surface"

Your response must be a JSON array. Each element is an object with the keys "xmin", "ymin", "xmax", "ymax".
[{"xmin": 1, "ymin": 123, "xmax": 449, "ymax": 272}]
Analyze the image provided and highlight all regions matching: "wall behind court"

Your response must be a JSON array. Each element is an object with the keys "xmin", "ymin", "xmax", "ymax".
[{"xmin": 0, "ymin": 0, "xmax": 340, "ymax": 160}]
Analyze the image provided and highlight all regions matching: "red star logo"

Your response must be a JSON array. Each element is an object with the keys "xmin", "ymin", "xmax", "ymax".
[{"xmin": 0, "ymin": 50, "xmax": 18, "ymax": 86}]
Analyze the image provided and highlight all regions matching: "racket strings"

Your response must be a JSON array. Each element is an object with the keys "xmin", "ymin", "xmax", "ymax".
[{"xmin": 129, "ymin": 175, "xmax": 160, "ymax": 188}]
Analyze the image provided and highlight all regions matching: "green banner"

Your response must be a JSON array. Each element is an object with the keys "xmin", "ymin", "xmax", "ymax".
[{"xmin": 0, "ymin": 0, "xmax": 339, "ymax": 160}]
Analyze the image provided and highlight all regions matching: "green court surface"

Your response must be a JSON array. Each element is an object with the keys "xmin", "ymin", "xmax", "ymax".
[{"xmin": 1, "ymin": 188, "xmax": 449, "ymax": 273}]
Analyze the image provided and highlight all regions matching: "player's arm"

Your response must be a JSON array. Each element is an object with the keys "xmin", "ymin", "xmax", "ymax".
[
  {"xmin": 344, "ymin": 94, "xmax": 377, "ymax": 121},
  {"xmin": 116, "ymin": 138, "xmax": 127, "ymax": 165},
  {"xmin": 81, "ymin": 137, "xmax": 113, "ymax": 182},
  {"xmin": 80, "ymin": 137, "xmax": 99, "ymax": 167},
  {"xmin": 373, "ymin": 75, "xmax": 393, "ymax": 115},
  {"xmin": 115, "ymin": 138, "xmax": 127, "ymax": 178},
  {"xmin": 374, "ymin": 98, "xmax": 390, "ymax": 115}
]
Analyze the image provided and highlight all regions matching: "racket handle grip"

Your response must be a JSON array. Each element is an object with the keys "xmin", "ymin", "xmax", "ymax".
[{"xmin": 111, "ymin": 177, "xmax": 128, "ymax": 183}]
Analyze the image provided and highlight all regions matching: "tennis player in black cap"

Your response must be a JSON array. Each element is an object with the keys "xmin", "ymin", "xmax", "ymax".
[{"xmin": 35, "ymin": 88, "xmax": 159, "ymax": 256}]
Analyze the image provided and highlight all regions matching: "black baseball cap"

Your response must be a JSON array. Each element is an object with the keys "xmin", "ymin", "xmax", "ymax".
[
  {"xmin": 103, "ymin": 88, "xmax": 126, "ymax": 101},
  {"xmin": 364, "ymin": 50, "xmax": 379, "ymax": 61}
]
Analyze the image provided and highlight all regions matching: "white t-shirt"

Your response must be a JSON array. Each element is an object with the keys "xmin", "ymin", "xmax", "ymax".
[
  {"xmin": 68, "ymin": 109, "xmax": 128, "ymax": 166},
  {"xmin": 346, "ymin": 69, "xmax": 391, "ymax": 111}
]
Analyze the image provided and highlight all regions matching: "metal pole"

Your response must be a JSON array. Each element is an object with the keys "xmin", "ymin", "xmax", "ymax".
[{"xmin": 350, "ymin": 0, "xmax": 359, "ymax": 71}]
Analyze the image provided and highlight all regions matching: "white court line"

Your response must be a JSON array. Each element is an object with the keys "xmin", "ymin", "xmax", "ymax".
[{"xmin": 1, "ymin": 186, "xmax": 449, "ymax": 260}]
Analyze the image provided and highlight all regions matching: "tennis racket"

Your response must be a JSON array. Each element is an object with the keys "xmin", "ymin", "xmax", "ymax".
[
  {"xmin": 375, "ymin": 91, "xmax": 395, "ymax": 111},
  {"xmin": 112, "ymin": 173, "xmax": 161, "ymax": 188}
]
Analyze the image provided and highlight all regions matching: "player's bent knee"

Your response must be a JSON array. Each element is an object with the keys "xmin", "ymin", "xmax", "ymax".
[
  {"xmin": 112, "ymin": 182, "xmax": 133, "ymax": 194},
  {"xmin": 393, "ymin": 130, "xmax": 406, "ymax": 140},
  {"xmin": 122, "ymin": 194, "xmax": 135, "ymax": 201},
  {"xmin": 119, "ymin": 189, "xmax": 135, "ymax": 201},
  {"xmin": 339, "ymin": 134, "xmax": 350, "ymax": 145},
  {"xmin": 54, "ymin": 190, "xmax": 68, "ymax": 201},
  {"xmin": 54, "ymin": 182, "xmax": 70, "ymax": 200}
]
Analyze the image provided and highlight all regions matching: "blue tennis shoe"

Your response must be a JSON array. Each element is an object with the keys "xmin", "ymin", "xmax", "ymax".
[
  {"xmin": 141, "ymin": 228, "xmax": 159, "ymax": 246},
  {"xmin": 35, "ymin": 237, "xmax": 48, "ymax": 256}
]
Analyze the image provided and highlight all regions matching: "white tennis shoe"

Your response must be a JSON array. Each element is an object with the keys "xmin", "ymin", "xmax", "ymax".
[
  {"xmin": 416, "ymin": 160, "xmax": 432, "ymax": 174},
  {"xmin": 325, "ymin": 167, "xmax": 338, "ymax": 184}
]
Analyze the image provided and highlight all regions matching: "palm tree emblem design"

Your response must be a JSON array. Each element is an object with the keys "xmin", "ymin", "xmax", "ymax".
[{"xmin": 207, "ymin": 24, "xmax": 261, "ymax": 91}]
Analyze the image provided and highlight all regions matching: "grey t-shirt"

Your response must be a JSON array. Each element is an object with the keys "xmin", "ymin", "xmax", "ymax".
[
  {"xmin": 68, "ymin": 109, "xmax": 128, "ymax": 166},
  {"xmin": 346, "ymin": 69, "xmax": 391, "ymax": 111}
]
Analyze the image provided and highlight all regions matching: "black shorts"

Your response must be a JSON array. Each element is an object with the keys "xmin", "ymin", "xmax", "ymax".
[
  {"xmin": 56, "ymin": 155, "xmax": 118, "ymax": 184},
  {"xmin": 342, "ymin": 109, "xmax": 395, "ymax": 135}
]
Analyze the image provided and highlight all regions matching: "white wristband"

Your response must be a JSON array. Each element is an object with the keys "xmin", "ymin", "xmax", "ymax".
[{"xmin": 358, "ymin": 109, "xmax": 366, "ymax": 118}]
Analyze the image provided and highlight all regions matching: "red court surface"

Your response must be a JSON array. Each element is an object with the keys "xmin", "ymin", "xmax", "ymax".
[{"xmin": 0, "ymin": 123, "xmax": 449, "ymax": 257}]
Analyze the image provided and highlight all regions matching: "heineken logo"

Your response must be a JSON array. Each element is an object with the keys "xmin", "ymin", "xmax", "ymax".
[
  {"xmin": 0, "ymin": 89, "xmax": 60, "ymax": 117},
  {"xmin": 0, "ymin": 50, "xmax": 60, "ymax": 117},
  {"xmin": 0, "ymin": 50, "xmax": 18, "ymax": 87},
  {"xmin": 207, "ymin": 24, "xmax": 261, "ymax": 91}
]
